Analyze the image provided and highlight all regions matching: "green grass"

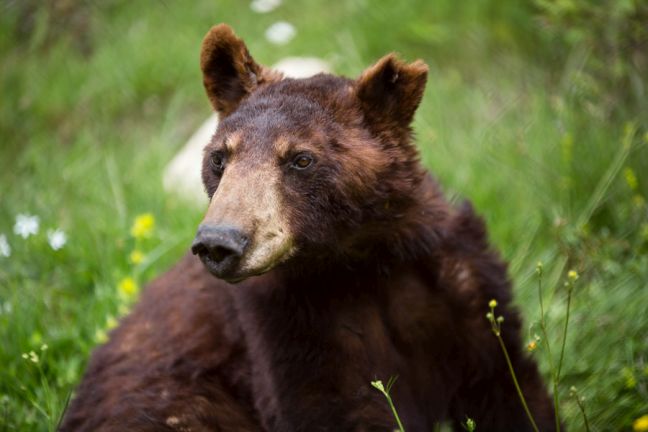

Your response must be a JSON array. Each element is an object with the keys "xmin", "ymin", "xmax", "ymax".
[{"xmin": 1, "ymin": 1, "xmax": 647, "ymax": 430}]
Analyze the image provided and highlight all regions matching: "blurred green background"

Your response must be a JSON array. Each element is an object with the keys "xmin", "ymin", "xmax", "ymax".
[{"xmin": 1, "ymin": 0, "xmax": 647, "ymax": 430}]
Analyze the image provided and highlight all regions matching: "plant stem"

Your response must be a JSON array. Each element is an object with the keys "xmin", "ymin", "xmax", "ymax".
[
  {"xmin": 383, "ymin": 392, "xmax": 406, "ymax": 432},
  {"xmin": 548, "ymin": 362, "xmax": 561, "ymax": 431},
  {"xmin": 557, "ymin": 285, "xmax": 573, "ymax": 380},
  {"xmin": 574, "ymin": 395, "xmax": 591, "ymax": 432},
  {"xmin": 496, "ymin": 335, "xmax": 540, "ymax": 432},
  {"xmin": 538, "ymin": 270, "xmax": 562, "ymax": 432},
  {"xmin": 538, "ymin": 270, "xmax": 545, "ymax": 324}
]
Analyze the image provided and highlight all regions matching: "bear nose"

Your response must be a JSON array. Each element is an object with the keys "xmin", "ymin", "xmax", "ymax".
[{"xmin": 191, "ymin": 225, "xmax": 249, "ymax": 277}]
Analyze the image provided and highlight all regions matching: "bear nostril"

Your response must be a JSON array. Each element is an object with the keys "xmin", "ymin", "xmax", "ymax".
[
  {"xmin": 209, "ymin": 245, "xmax": 236, "ymax": 263},
  {"xmin": 191, "ymin": 241, "xmax": 208, "ymax": 257}
]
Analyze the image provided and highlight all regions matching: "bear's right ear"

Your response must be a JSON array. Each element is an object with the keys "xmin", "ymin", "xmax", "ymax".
[{"xmin": 200, "ymin": 24, "xmax": 281, "ymax": 117}]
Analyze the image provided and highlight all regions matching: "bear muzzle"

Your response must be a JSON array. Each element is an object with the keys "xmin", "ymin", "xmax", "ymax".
[{"xmin": 191, "ymin": 224, "xmax": 249, "ymax": 281}]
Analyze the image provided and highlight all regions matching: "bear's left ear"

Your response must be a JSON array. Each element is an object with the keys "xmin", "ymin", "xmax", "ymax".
[
  {"xmin": 200, "ymin": 24, "xmax": 282, "ymax": 117},
  {"xmin": 355, "ymin": 54, "xmax": 428, "ymax": 130}
]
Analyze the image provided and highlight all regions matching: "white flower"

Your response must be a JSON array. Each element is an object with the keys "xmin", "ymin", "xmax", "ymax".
[
  {"xmin": 265, "ymin": 21, "xmax": 296, "ymax": 45},
  {"xmin": 1, "ymin": 302, "xmax": 12, "ymax": 315},
  {"xmin": 0, "ymin": 234, "xmax": 10, "ymax": 257},
  {"xmin": 250, "ymin": 0, "xmax": 281, "ymax": 13},
  {"xmin": 47, "ymin": 229, "xmax": 67, "ymax": 251},
  {"xmin": 14, "ymin": 214, "xmax": 39, "ymax": 239}
]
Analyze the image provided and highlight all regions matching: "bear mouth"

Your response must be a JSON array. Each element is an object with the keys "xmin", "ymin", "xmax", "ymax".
[
  {"xmin": 197, "ymin": 243, "xmax": 296, "ymax": 284},
  {"xmin": 197, "ymin": 250, "xmax": 247, "ymax": 283},
  {"xmin": 197, "ymin": 249, "xmax": 279, "ymax": 283}
]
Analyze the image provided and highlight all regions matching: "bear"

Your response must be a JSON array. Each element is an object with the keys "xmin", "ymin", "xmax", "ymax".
[{"xmin": 59, "ymin": 24, "xmax": 558, "ymax": 432}]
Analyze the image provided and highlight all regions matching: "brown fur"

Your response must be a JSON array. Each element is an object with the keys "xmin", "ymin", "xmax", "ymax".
[{"xmin": 60, "ymin": 24, "xmax": 557, "ymax": 431}]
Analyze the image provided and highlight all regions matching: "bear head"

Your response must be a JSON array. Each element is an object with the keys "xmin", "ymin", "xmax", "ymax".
[{"xmin": 192, "ymin": 24, "xmax": 432, "ymax": 283}]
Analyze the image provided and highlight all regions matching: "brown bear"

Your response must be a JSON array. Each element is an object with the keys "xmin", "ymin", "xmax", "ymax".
[{"xmin": 60, "ymin": 24, "xmax": 557, "ymax": 432}]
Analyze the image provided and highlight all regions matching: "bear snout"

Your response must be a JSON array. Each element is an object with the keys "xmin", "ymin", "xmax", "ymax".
[{"xmin": 191, "ymin": 224, "xmax": 249, "ymax": 280}]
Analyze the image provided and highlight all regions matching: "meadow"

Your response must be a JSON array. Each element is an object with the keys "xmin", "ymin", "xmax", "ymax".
[{"xmin": 1, "ymin": 1, "xmax": 647, "ymax": 430}]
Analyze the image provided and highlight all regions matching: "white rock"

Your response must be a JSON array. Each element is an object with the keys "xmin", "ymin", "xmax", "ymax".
[
  {"xmin": 265, "ymin": 22, "xmax": 296, "ymax": 46},
  {"xmin": 163, "ymin": 57, "xmax": 331, "ymax": 207},
  {"xmin": 250, "ymin": 0, "xmax": 281, "ymax": 14},
  {"xmin": 274, "ymin": 57, "xmax": 331, "ymax": 78},
  {"xmin": 163, "ymin": 115, "xmax": 217, "ymax": 206}
]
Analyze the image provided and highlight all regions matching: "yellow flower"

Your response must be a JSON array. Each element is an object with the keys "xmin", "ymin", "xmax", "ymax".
[
  {"xmin": 488, "ymin": 299, "xmax": 498, "ymax": 308},
  {"xmin": 94, "ymin": 328, "xmax": 108, "ymax": 344},
  {"xmin": 634, "ymin": 415, "xmax": 648, "ymax": 432},
  {"xmin": 624, "ymin": 167, "xmax": 638, "ymax": 191},
  {"xmin": 117, "ymin": 277, "xmax": 139, "ymax": 300},
  {"xmin": 527, "ymin": 341, "xmax": 538, "ymax": 352},
  {"xmin": 105, "ymin": 315, "xmax": 118, "ymax": 330},
  {"xmin": 129, "ymin": 250, "xmax": 145, "ymax": 265},
  {"xmin": 130, "ymin": 213, "xmax": 155, "ymax": 239},
  {"xmin": 118, "ymin": 303, "xmax": 130, "ymax": 316},
  {"xmin": 567, "ymin": 270, "xmax": 579, "ymax": 282}
]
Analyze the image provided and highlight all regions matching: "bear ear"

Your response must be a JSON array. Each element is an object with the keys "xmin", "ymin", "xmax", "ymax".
[
  {"xmin": 200, "ymin": 24, "xmax": 281, "ymax": 117},
  {"xmin": 355, "ymin": 54, "xmax": 428, "ymax": 130}
]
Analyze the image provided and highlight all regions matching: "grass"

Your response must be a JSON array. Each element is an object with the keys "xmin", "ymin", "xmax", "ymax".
[{"xmin": 1, "ymin": 1, "xmax": 647, "ymax": 430}]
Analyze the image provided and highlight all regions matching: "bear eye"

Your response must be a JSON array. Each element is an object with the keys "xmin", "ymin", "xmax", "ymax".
[
  {"xmin": 210, "ymin": 151, "xmax": 226, "ymax": 173},
  {"xmin": 291, "ymin": 153, "xmax": 314, "ymax": 170}
]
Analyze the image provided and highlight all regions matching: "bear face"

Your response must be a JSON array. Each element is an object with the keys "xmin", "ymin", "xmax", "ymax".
[{"xmin": 193, "ymin": 24, "xmax": 432, "ymax": 282}]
